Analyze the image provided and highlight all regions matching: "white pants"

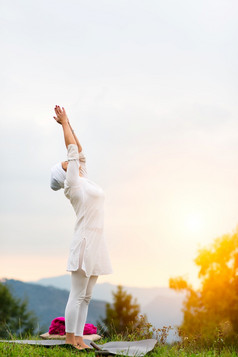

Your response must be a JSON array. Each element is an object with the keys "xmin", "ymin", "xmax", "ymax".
[{"xmin": 65, "ymin": 268, "xmax": 98, "ymax": 336}]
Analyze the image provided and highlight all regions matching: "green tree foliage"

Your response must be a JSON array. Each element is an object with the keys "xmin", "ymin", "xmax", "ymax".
[
  {"xmin": 0, "ymin": 282, "xmax": 37, "ymax": 338},
  {"xmin": 169, "ymin": 227, "xmax": 238, "ymax": 346},
  {"xmin": 100, "ymin": 285, "xmax": 148, "ymax": 336}
]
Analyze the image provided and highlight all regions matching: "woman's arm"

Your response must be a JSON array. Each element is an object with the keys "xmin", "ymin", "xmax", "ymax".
[
  {"xmin": 54, "ymin": 106, "xmax": 76, "ymax": 149},
  {"xmin": 54, "ymin": 105, "xmax": 87, "ymax": 177},
  {"xmin": 67, "ymin": 121, "xmax": 83, "ymax": 153}
]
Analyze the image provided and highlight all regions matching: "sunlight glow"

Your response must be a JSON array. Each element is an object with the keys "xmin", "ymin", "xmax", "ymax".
[{"xmin": 185, "ymin": 213, "xmax": 203, "ymax": 232}]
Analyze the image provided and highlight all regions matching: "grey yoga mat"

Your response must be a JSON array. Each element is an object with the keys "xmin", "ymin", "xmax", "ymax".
[
  {"xmin": 0, "ymin": 338, "xmax": 93, "ymax": 348},
  {"xmin": 91, "ymin": 338, "xmax": 157, "ymax": 356},
  {"xmin": 0, "ymin": 339, "xmax": 66, "ymax": 346}
]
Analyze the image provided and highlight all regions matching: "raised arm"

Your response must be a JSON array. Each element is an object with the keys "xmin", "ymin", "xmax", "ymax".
[
  {"xmin": 53, "ymin": 105, "xmax": 88, "ymax": 178},
  {"xmin": 54, "ymin": 106, "xmax": 76, "ymax": 148},
  {"xmin": 68, "ymin": 121, "xmax": 83, "ymax": 153}
]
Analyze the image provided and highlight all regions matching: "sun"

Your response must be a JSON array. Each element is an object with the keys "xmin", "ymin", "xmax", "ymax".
[{"xmin": 185, "ymin": 213, "xmax": 203, "ymax": 232}]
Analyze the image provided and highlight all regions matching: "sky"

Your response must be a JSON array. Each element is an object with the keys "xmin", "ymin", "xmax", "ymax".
[{"xmin": 1, "ymin": 0, "xmax": 238, "ymax": 289}]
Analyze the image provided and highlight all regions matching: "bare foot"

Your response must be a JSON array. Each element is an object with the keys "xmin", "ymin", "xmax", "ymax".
[
  {"xmin": 76, "ymin": 341, "xmax": 90, "ymax": 349},
  {"xmin": 75, "ymin": 336, "xmax": 90, "ymax": 349},
  {"xmin": 65, "ymin": 342, "xmax": 84, "ymax": 350},
  {"xmin": 65, "ymin": 332, "xmax": 75, "ymax": 345}
]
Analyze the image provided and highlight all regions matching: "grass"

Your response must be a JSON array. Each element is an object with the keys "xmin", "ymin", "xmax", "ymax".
[
  {"xmin": 0, "ymin": 337, "xmax": 237, "ymax": 356},
  {"xmin": 0, "ymin": 318, "xmax": 237, "ymax": 357},
  {"xmin": 0, "ymin": 342, "xmax": 91, "ymax": 357}
]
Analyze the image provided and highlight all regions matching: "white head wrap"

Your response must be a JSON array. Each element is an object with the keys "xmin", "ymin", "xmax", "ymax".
[{"xmin": 50, "ymin": 162, "xmax": 66, "ymax": 191}]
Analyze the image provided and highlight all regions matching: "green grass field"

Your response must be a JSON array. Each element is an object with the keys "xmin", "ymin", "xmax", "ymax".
[{"xmin": 0, "ymin": 338, "xmax": 237, "ymax": 357}]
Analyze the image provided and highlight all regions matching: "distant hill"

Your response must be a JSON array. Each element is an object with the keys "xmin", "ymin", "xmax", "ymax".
[
  {"xmin": 2, "ymin": 279, "xmax": 107, "ymax": 334},
  {"xmin": 143, "ymin": 294, "xmax": 184, "ymax": 341},
  {"xmin": 34, "ymin": 275, "xmax": 71, "ymax": 292},
  {"xmin": 144, "ymin": 294, "xmax": 184, "ymax": 327},
  {"xmin": 32, "ymin": 275, "xmax": 115, "ymax": 303}
]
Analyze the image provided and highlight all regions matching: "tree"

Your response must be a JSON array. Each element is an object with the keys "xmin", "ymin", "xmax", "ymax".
[
  {"xmin": 169, "ymin": 226, "xmax": 238, "ymax": 346},
  {"xmin": 100, "ymin": 285, "xmax": 148, "ymax": 336},
  {"xmin": 0, "ymin": 282, "xmax": 37, "ymax": 338}
]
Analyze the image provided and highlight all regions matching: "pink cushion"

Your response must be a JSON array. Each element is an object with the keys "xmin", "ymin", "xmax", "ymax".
[{"xmin": 48, "ymin": 317, "xmax": 97, "ymax": 335}]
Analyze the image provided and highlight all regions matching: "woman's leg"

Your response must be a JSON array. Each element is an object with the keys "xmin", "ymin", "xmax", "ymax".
[
  {"xmin": 75, "ymin": 274, "xmax": 98, "ymax": 346},
  {"xmin": 65, "ymin": 268, "xmax": 90, "ymax": 345}
]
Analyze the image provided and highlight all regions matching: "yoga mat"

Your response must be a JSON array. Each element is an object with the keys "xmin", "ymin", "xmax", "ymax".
[
  {"xmin": 0, "ymin": 338, "xmax": 93, "ymax": 348},
  {"xmin": 91, "ymin": 339, "xmax": 157, "ymax": 356},
  {"xmin": 0, "ymin": 340, "xmax": 66, "ymax": 346}
]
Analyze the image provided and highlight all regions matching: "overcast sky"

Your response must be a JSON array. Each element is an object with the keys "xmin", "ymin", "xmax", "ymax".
[{"xmin": 1, "ymin": 0, "xmax": 238, "ymax": 288}]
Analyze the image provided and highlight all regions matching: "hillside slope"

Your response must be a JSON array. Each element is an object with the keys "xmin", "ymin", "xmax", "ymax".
[{"xmin": 3, "ymin": 279, "xmax": 107, "ymax": 333}]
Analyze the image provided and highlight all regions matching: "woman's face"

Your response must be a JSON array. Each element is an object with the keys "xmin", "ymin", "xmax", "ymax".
[{"xmin": 61, "ymin": 161, "xmax": 68, "ymax": 172}]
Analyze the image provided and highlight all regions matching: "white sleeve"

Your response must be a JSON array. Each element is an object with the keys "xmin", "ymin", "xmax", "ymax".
[
  {"xmin": 65, "ymin": 144, "xmax": 80, "ymax": 187},
  {"xmin": 78, "ymin": 150, "xmax": 88, "ymax": 178}
]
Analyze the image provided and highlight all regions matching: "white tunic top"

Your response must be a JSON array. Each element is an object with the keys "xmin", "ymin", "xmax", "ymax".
[{"xmin": 64, "ymin": 144, "xmax": 113, "ymax": 277}]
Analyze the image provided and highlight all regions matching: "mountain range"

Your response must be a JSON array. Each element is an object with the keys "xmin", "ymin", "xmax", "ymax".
[{"xmin": 33, "ymin": 274, "xmax": 185, "ymax": 308}]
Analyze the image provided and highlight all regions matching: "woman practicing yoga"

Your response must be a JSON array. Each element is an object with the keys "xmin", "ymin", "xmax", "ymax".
[{"xmin": 50, "ymin": 105, "xmax": 113, "ymax": 350}]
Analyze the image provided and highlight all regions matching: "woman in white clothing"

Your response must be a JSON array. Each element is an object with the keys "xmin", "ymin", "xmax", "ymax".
[{"xmin": 51, "ymin": 105, "xmax": 113, "ymax": 350}]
